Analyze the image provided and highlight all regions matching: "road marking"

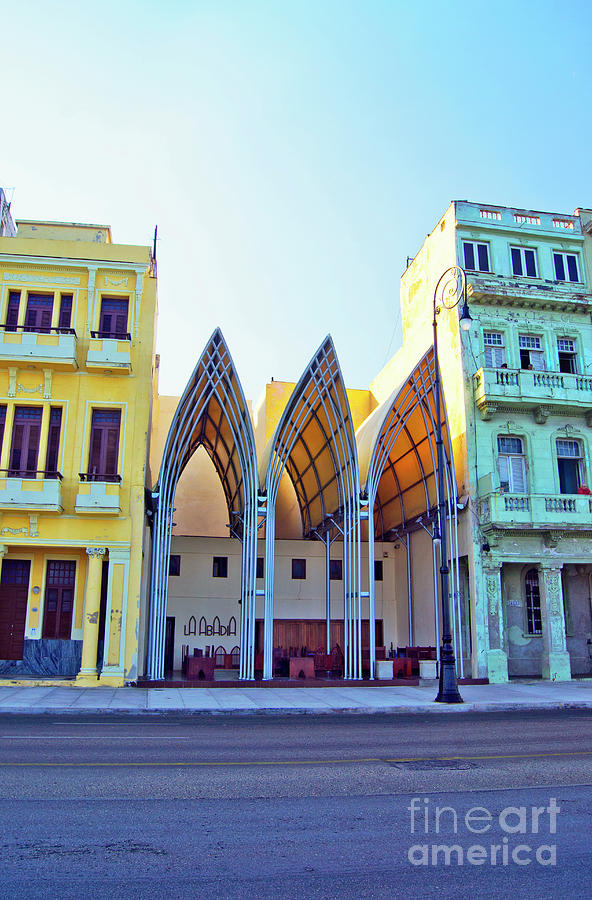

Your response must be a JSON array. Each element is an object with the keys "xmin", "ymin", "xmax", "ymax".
[{"xmin": 0, "ymin": 750, "xmax": 591, "ymax": 767}]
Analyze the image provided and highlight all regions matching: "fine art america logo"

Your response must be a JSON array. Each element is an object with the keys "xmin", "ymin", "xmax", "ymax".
[{"xmin": 407, "ymin": 797, "xmax": 559, "ymax": 867}]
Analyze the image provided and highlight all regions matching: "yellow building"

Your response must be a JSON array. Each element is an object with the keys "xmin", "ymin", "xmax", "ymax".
[{"xmin": 0, "ymin": 214, "xmax": 156, "ymax": 686}]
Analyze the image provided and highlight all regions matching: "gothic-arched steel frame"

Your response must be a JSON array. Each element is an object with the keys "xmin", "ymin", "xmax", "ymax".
[
  {"xmin": 260, "ymin": 337, "xmax": 362, "ymax": 680},
  {"xmin": 146, "ymin": 329, "xmax": 258, "ymax": 681}
]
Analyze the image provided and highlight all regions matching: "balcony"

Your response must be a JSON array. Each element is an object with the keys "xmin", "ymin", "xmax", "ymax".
[
  {"xmin": 75, "ymin": 474, "xmax": 121, "ymax": 514},
  {"xmin": 86, "ymin": 331, "xmax": 131, "ymax": 373},
  {"xmin": 479, "ymin": 491, "xmax": 592, "ymax": 531},
  {"xmin": 0, "ymin": 471, "xmax": 63, "ymax": 512},
  {"xmin": 474, "ymin": 367, "xmax": 592, "ymax": 421},
  {"xmin": 0, "ymin": 326, "xmax": 78, "ymax": 370}
]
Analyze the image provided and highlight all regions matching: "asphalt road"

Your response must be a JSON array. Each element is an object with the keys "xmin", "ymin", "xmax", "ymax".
[{"xmin": 0, "ymin": 710, "xmax": 591, "ymax": 898}]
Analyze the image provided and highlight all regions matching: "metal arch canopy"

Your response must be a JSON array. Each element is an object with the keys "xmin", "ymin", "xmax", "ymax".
[
  {"xmin": 357, "ymin": 345, "xmax": 453, "ymax": 536},
  {"xmin": 146, "ymin": 328, "xmax": 258, "ymax": 682},
  {"xmin": 258, "ymin": 336, "xmax": 358, "ymax": 536},
  {"xmin": 356, "ymin": 343, "xmax": 461, "ymax": 674},
  {"xmin": 260, "ymin": 336, "xmax": 363, "ymax": 679}
]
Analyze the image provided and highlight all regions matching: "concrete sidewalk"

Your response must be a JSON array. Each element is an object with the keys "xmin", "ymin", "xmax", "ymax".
[{"xmin": 0, "ymin": 680, "xmax": 591, "ymax": 715}]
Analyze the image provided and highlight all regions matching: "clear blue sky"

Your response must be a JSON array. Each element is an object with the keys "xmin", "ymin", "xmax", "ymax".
[{"xmin": 3, "ymin": 0, "xmax": 591, "ymax": 401}]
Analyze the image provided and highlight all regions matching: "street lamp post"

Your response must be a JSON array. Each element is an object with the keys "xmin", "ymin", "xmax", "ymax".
[{"xmin": 432, "ymin": 266, "xmax": 471, "ymax": 704}]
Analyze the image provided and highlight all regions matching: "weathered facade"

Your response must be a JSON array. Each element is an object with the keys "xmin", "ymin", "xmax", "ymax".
[
  {"xmin": 401, "ymin": 201, "xmax": 592, "ymax": 681},
  {"xmin": 0, "ymin": 213, "xmax": 157, "ymax": 685}
]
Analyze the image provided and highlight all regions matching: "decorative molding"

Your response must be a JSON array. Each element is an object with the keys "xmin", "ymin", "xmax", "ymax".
[
  {"xmin": 8, "ymin": 367, "xmax": 16, "ymax": 398},
  {"xmin": 3, "ymin": 272, "xmax": 80, "ymax": 286},
  {"xmin": 533, "ymin": 405, "xmax": 552, "ymax": 425},
  {"xmin": 477, "ymin": 401, "xmax": 499, "ymax": 421},
  {"xmin": 86, "ymin": 546, "xmax": 106, "ymax": 559},
  {"xmin": 29, "ymin": 514, "xmax": 39, "ymax": 537},
  {"xmin": 104, "ymin": 276, "xmax": 128, "ymax": 287},
  {"xmin": 16, "ymin": 382, "xmax": 43, "ymax": 395},
  {"xmin": 1, "ymin": 527, "xmax": 28, "ymax": 536},
  {"xmin": 43, "ymin": 369, "xmax": 52, "ymax": 399},
  {"xmin": 486, "ymin": 575, "xmax": 500, "ymax": 615}
]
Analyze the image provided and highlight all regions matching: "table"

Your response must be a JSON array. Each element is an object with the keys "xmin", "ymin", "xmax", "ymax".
[
  {"xmin": 186, "ymin": 656, "xmax": 216, "ymax": 680},
  {"xmin": 289, "ymin": 656, "xmax": 315, "ymax": 679}
]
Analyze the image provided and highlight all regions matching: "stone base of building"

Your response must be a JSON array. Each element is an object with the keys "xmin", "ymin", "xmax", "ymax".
[
  {"xmin": 76, "ymin": 671, "xmax": 99, "ymax": 685},
  {"xmin": 542, "ymin": 651, "xmax": 571, "ymax": 682},
  {"xmin": 99, "ymin": 673, "xmax": 125, "ymax": 687},
  {"xmin": 486, "ymin": 649, "xmax": 508, "ymax": 683}
]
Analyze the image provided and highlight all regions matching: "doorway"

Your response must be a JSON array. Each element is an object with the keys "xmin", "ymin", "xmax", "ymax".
[{"xmin": 0, "ymin": 560, "xmax": 31, "ymax": 660}]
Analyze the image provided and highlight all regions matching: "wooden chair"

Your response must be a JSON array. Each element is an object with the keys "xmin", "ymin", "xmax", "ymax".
[{"xmin": 215, "ymin": 646, "xmax": 226, "ymax": 668}]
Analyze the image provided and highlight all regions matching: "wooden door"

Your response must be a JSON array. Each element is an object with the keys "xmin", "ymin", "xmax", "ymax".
[
  {"xmin": 164, "ymin": 617, "xmax": 175, "ymax": 673},
  {"xmin": 42, "ymin": 561, "xmax": 76, "ymax": 640},
  {"xmin": 0, "ymin": 560, "xmax": 30, "ymax": 660}
]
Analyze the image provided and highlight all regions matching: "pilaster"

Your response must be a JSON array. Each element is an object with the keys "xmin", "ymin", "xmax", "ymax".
[
  {"xmin": 99, "ymin": 547, "xmax": 130, "ymax": 686},
  {"xmin": 483, "ymin": 563, "xmax": 509, "ymax": 683},
  {"xmin": 538, "ymin": 563, "xmax": 571, "ymax": 682},
  {"xmin": 76, "ymin": 547, "xmax": 106, "ymax": 684}
]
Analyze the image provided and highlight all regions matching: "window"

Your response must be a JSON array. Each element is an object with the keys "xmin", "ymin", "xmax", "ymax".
[
  {"xmin": 212, "ymin": 556, "xmax": 228, "ymax": 578},
  {"xmin": 5, "ymin": 291, "xmax": 20, "ymax": 332},
  {"xmin": 463, "ymin": 241, "xmax": 490, "ymax": 273},
  {"xmin": 524, "ymin": 569, "xmax": 542, "ymax": 635},
  {"xmin": 168, "ymin": 555, "xmax": 181, "ymax": 576},
  {"xmin": 256, "ymin": 557, "xmax": 264, "ymax": 579},
  {"xmin": 553, "ymin": 219, "xmax": 574, "ymax": 230},
  {"xmin": 24, "ymin": 294, "xmax": 53, "ymax": 334},
  {"xmin": 292, "ymin": 558, "xmax": 306, "ymax": 579},
  {"xmin": 58, "ymin": 295, "xmax": 73, "ymax": 331},
  {"xmin": 42, "ymin": 561, "xmax": 76, "ymax": 640},
  {"xmin": 497, "ymin": 436, "xmax": 526, "ymax": 493},
  {"xmin": 518, "ymin": 335, "xmax": 545, "ymax": 371},
  {"xmin": 44, "ymin": 407, "xmax": 62, "ymax": 476},
  {"xmin": 511, "ymin": 247, "xmax": 538, "ymax": 278},
  {"xmin": 480, "ymin": 209, "xmax": 501, "ymax": 220},
  {"xmin": 483, "ymin": 332, "xmax": 506, "ymax": 368},
  {"xmin": 329, "ymin": 559, "xmax": 342, "ymax": 580},
  {"xmin": 556, "ymin": 439, "xmax": 584, "ymax": 494},
  {"xmin": 553, "ymin": 252, "xmax": 580, "ymax": 283},
  {"xmin": 87, "ymin": 409, "xmax": 121, "ymax": 481},
  {"xmin": 374, "ymin": 560, "xmax": 383, "ymax": 581},
  {"xmin": 557, "ymin": 338, "xmax": 577, "ymax": 374},
  {"xmin": 9, "ymin": 406, "xmax": 42, "ymax": 476},
  {"xmin": 98, "ymin": 298, "xmax": 129, "ymax": 338}
]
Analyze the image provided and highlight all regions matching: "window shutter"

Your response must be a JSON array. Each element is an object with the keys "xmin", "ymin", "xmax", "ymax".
[
  {"xmin": 6, "ymin": 292, "xmax": 20, "ymax": 331},
  {"xmin": 510, "ymin": 456, "xmax": 526, "ymax": 492},
  {"xmin": 100, "ymin": 299, "xmax": 128, "ymax": 337},
  {"xmin": 45, "ymin": 408, "xmax": 62, "ymax": 474},
  {"xmin": 105, "ymin": 426, "xmax": 119, "ymax": 475},
  {"xmin": 498, "ymin": 455, "xmax": 510, "ymax": 491},
  {"xmin": 89, "ymin": 423, "xmax": 103, "ymax": 474},
  {"xmin": 530, "ymin": 351, "xmax": 545, "ymax": 371},
  {"xmin": 10, "ymin": 423, "xmax": 24, "ymax": 472},
  {"xmin": 26, "ymin": 424, "xmax": 41, "ymax": 472},
  {"xmin": 58, "ymin": 296, "xmax": 72, "ymax": 330}
]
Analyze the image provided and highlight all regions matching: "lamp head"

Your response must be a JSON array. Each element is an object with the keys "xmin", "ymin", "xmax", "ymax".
[{"xmin": 459, "ymin": 301, "xmax": 472, "ymax": 332}]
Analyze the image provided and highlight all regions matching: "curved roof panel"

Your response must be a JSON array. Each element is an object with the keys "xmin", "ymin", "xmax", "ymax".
[
  {"xmin": 260, "ymin": 336, "xmax": 359, "ymax": 536},
  {"xmin": 357, "ymin": 346, "xmax": 452, "ymax": 537}
]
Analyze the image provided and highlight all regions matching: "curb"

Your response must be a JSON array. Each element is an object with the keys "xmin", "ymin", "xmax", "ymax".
[{"xmin": 1, "ymin": 700, "xmax": 592, "ymax": 717}]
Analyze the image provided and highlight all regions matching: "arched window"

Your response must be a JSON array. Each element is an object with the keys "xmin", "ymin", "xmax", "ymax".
[{"xmin": 524, "ymin": 569, "xmax": 542, "ymax": 635}]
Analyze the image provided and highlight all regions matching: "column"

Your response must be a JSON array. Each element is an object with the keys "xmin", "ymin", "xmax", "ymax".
[
  {"xmin": 483, "ymin": 564, "xmax": 509, "ymax": 683},
  {"xmin": 38, "ymin": 405, "xmax": 50, "ymax": 478},
  {"xmin": 0, "ymin": 544, "xmax": 7, "ymax": 581},
  {"xmin": 99, "ymin": 548, "xmax": 130, "ymax": 685},
  {"xmin": 539, "ymin": 563, "xmax": 571, "ymax": 682},
  {"xmin": 0, "ymin": 405, "xmax": 15, "ymax": 472},
  {"xmin": 77, "ymin": 547, "xmax": 106, "ymax": 683}
]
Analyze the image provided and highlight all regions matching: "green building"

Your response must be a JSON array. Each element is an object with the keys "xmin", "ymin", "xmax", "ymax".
[{"xmin": 401, "ymin": 200, "xmax": 592, "ymax": 682}]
